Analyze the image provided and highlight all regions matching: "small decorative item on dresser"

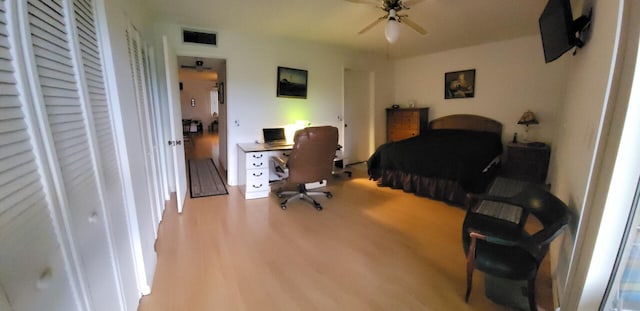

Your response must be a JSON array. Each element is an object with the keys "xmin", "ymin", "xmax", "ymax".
[{"xmin": 504, "ymin": 142, "xmax": 551, "ymax": 183}]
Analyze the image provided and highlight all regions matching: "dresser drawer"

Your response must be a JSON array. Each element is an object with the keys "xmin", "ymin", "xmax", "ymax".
[
  {"xmin": 388, "ymin": 129, "xmax": 418, "ymax": 141},
  {"xmin": 389, "ymin": 116, "xmax": 418, "ymax": 129}
]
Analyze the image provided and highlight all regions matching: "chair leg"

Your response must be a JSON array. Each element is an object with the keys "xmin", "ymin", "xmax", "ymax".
[
  {"xmin": 465, "ymin": 237, "xmax": 478, "ymax": 302},
  {"xmin": 465, "ymin": 260, "xmax": 474, "ymax": 302},
  {"xmin": 527, "ymin": 277, "xmax": 537, "ymax": 311},
  {"xmin": 277, "ymin": 184, "xmax": 328, "ymax": 211}
]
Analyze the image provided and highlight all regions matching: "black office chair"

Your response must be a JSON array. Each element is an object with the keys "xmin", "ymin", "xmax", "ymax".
[
  {"xmin": 272, "ymin": 126, "xmax": 338, "ymax": 211},
  {"xmin": 462, "ymin": 185, "xmax": 571, "ymax": 311}
]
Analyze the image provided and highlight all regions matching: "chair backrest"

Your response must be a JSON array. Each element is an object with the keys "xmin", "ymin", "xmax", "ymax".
[
  {"xmin": 511, "ymin": 185, "xmax": 571, "ymax": 230},
  {"xmin": 286, "ymin": 126, "xmax": 338, "ymax": 184}
]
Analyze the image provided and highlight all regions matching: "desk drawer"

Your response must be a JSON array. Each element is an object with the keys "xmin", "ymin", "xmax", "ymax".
[
  {"xmin": 246, "ymin": 168, "xmax": 269, "ymax": 192},
  {"xmin": 246, "ymin": 152, "xmax": 268, "ymax": 169}
]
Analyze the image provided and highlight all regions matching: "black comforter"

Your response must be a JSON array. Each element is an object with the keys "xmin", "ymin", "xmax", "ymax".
[{"xmin": 368, "ymin": 129, "xmax": 503, "ymax": 194}]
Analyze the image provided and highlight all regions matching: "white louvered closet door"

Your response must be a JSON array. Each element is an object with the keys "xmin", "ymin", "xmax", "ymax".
[
  {"xmin": 72, "ymin": 0, "xmax": 142, "ymax": 307},
  {"xmin": 25, "ymin": 0, "xmax": 122, "ymax": 309},
  {"xmin": 139, "ymin": 43, "xmax": 164, "ymax": 224},
  {"xmin": 0, "ymin": 0, "xmax": 79, "ymax": 310},
  {"xmin": 125, "ymin": 26, "xmax": 161, "ymax": 284}
]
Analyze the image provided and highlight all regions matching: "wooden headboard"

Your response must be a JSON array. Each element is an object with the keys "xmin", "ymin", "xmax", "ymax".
[{"xmin": 428, "ymin": 114, "xmax": 502, "ymax": 135}]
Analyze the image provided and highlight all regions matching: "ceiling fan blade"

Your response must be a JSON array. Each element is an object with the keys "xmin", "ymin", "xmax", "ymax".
[
  {"xmin": 399, "ymin": 16, "xmax": 427, "ymax": 35},
  {"xmin": 401, "ymin": 0, "xmax": 426, "ymax": 7},
  {"xmin": 358, "ymin": 15, "xmax": 388, "ymax": 34}
]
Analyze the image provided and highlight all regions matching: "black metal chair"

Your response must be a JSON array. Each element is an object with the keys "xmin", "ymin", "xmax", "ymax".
[{"xmin": 462, "ymin": 184, "xmax": 571, "ymax": 311}]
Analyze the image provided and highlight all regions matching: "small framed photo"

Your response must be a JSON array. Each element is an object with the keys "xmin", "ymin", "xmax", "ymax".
[
  {"xmin": 277, "ymin": 66, "xmax": 308, "ymax": 99},
  {"xmin": 445, "ymin": 69, "xmax": 475, "ymax": 99}
]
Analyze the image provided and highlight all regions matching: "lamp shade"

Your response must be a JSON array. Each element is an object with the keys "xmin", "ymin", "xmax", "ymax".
[
  {"xmin": 385, "ymin": 19, "xmax": 400, "ymax": 43},
  {"xmin": 517, "ymin": 110, "xmax": 539, "ymax": 126}
]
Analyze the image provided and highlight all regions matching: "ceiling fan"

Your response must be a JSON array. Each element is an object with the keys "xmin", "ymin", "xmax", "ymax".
[
  {"xmin": 346, "ymin": 0, "xmax": 427, "ymax": 43},
  {"xmin": 180, "ymin": 59, "xmax": 212, "ymax": 72}
]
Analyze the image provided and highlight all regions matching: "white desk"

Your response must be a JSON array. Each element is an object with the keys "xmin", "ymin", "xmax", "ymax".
[{"xmin": 237, "ymin": 143, "xmax": 293, "ymax": 199}]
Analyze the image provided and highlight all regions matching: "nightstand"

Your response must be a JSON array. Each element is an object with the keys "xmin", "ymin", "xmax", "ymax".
[{"xmin": 503, "ymin": 143, "xmax": 551, "ymax": 183}]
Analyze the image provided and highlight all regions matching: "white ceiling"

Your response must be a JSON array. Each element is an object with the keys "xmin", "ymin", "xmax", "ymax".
[{"xmin": 144, "ymin": 0, "xmax": 550, "ymax": 59}]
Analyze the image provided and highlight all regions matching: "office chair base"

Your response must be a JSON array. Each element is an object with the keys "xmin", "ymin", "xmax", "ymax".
[{"xmin": 276, "ymin": 184, "xmax": 332, "ymax": 211}]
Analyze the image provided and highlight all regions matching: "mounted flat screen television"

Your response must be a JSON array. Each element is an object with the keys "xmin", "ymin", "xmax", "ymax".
[{"xmin": 539, "ymin": 0, "xmax": 591, "ymax": 63}]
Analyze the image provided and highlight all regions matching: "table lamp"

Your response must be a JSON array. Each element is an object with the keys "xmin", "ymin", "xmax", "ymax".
[{"xmin": 517, "ymin": 110, "xmax": 539, "ymax": 141}]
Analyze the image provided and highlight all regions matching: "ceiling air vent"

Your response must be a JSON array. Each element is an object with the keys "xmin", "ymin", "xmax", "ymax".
[{"xmin": 182, "ymin": 29, "xmax": 217, "ymax": 46}]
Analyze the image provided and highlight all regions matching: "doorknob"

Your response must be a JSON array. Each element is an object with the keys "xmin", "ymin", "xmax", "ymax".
[{"xmin": 88, "ymin": 211, "xmax": 98, "ymax": 224}]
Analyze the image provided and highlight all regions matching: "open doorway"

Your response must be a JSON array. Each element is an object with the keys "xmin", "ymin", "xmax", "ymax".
[
  {"xmin": 177, "ymin": 56, "xmax": 227, "ymax": 183},
  {"xmin": 343, "ymin": 68, "xmax": 373, "ymax": 166}
]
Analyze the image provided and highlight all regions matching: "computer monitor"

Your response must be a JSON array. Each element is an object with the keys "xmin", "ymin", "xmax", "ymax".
[{"xmin": 262, "ymin": 128, "xmax": 286, "ymax": 144}]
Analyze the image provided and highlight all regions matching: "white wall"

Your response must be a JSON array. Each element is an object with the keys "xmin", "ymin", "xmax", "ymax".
[
  {"xmin": 393, "ymin": 35, "xmax": 570, "ymax": 146},
  {"xmin": 550, "ymin": 0, "xmax": 633, "ymax": 308},
  {"xmin": 153, "ymin": 24, "xmax": 393, "ymax": 185}
]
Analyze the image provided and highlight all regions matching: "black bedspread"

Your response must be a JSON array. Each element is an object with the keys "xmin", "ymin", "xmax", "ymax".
[{"xmin": 367, "ymin": 129, "xmax": 503, "ymax": 194}]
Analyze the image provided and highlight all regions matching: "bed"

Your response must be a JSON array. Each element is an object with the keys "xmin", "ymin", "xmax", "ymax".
[{"xmin": 367, "ymin": 114, "xmax": 503, "ymax": 205}]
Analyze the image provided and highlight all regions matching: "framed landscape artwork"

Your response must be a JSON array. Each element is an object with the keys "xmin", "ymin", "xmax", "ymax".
[
  {"xmin": 445, "ymin": 69, "xmax": 475, "ymax": 99},
  {"xmin": 277, "ymin": 66, "xmax": 308, "ymax": 99}
]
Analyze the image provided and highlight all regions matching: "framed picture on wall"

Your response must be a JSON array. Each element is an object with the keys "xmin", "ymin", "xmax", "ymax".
[
  {"xmin": 277, "ymin": 66, "xmax": 308, "ymax": 99},
  {"xmin": 445, "ymin": 69, "xmax": 475, "ymax": 99}
]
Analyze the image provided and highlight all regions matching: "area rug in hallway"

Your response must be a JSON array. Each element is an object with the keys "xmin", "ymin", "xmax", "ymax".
[{"xmin": 188, "ymin": 158, "xmax": 228, "ymax": 198}]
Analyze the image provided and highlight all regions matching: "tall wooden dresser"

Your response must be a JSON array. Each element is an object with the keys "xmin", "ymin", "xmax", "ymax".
[{"xmin": 386, "ymin": 108, "xmax": 429, "ymax": 142}]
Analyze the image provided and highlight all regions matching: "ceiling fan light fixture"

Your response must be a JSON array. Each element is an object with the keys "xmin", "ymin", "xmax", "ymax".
[{"xmin": 385, "ymin": 18, "xmax": 400, "ymax": 43}]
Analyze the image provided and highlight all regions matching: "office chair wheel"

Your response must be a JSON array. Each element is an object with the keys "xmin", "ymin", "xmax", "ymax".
[
  {"xmin": 314, "ymin": 203, "xmax": 323, "ymax": 211},
  {"xmin": 280, "ymin": 202, "xmax": 287, "ymax": 210},
  {"xmin": 346, "ymin": 171, "xmax": 352, "ymax": 178},
  {"xmin": 325, "ymin": 192, "xmax": 333, "ymax": 198}
]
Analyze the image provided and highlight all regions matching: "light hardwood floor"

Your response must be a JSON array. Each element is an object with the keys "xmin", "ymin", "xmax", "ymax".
[{"xmin": 138, "ymin": 135, "xmax": 553, "ymax": 311}]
